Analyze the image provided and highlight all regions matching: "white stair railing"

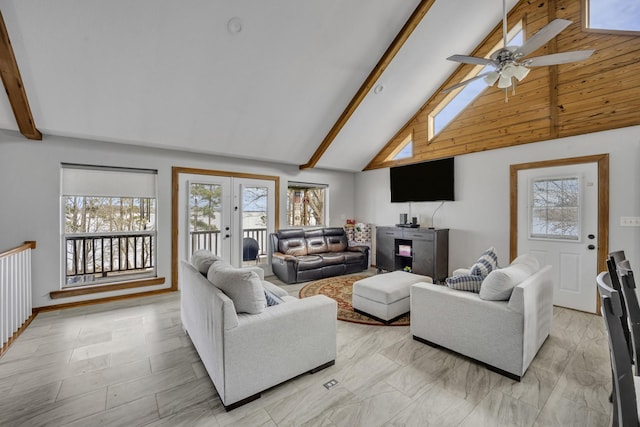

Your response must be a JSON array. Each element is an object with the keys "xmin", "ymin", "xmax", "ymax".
[{"xmin": 0, "ymin": 241, "xmax": 36, "ymax": 355}]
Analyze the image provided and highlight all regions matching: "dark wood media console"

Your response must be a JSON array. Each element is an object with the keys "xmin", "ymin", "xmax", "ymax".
[{"xmin": 375, "ymin": 226, "xmax": 449, "ymax": 283}]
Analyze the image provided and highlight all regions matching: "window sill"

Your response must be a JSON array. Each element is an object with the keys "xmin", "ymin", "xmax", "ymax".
[{"xmin": 50, "ymin": 277, "xmax": 166, "ymax": 299}]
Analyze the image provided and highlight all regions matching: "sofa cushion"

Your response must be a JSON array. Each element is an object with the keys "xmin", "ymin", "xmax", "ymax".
[
  {"xmin": 469, "ymin": 247, "xmax": 499, "ymax": 277},
  {"xmin": 296, "ymin": 255, "xmax": 324, "ymax": 271},
  {"xmin": 190, "ymin": 250, "xmax": 221, "ymax": 275},
  {"xmin": 306, "ymin": 235, "xmax": 329, "ymax": 254},
  {"xmin": 479, "ymin": 256, "xmax": 538, "ymax": 301},
  {"xmin": 279, "ymin": 237, "xmax": 308, "ymax": 256},
  {"xmin": 325, "ymin": 230, "xmax": 348, "ymax": 252},
  {"xmin": 339, "ymin": 251, "xmax": 365, "ymax": 264},
  {"xmin": 445, "ymin": 274, "xmax": 484, "ymax": 293},
  {"xmin": 207, "ymin": 263, "xmax": 267, "ymax": 314},
  {"xmin": 319, "ymin": 253, "xmax": 345, "ymax": 265}
]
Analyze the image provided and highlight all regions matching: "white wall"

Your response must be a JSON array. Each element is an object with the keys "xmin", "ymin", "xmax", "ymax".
[
  {"xmin": 355, "ymin": 125, "xmax": 640, "ymax": 273},
  {"xmin": 0, "ymin": 132, "xmax": 356, "ymax": 308}
]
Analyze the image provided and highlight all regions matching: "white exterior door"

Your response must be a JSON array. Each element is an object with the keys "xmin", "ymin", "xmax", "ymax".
[{"xmin": 517, "ymin": 162, "xmax": 599, "ymax": 313}]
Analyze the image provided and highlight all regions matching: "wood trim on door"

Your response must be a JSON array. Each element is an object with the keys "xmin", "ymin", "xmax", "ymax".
[
  {"xmin": 509, "ymin": 154, "xmax": 609, "ymax": 312},
  {"xmin": 171, "ymin": 167, "xmax": 280, "ymax": 290}
]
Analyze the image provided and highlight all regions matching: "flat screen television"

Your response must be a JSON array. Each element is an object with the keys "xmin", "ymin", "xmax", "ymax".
[{"xmin": 390, "ymin": 157, "xmax": 455, "ymax": 202}]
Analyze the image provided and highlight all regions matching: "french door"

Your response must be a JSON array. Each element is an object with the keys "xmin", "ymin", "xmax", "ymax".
[{"xmin": 177, "ymin": 172, "xmax": 276, "ymax": 276}]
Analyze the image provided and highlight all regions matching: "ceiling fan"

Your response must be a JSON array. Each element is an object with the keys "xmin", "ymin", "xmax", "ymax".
[{"xmin": 442, "ymin": 0, "xmax": 594, "ymax": 94}]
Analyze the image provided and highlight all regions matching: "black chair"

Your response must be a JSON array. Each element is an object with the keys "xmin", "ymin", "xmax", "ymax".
[
  {"xmin": 608, "ymin": 251, "xmax": 633, "ymax": 362},
  {"xmin": 618, "ymin": 260, "xmax": 640, "ymax": 377},
  {"xmin": 597, "ymin": 271, "xmax": 640, "ymax": 427},
  {"xmin": 242, "ymin": 237, "xmax": 260, "ymax": 263}
]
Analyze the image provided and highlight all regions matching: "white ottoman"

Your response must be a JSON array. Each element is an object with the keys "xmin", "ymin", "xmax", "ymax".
[{"xmin": 352, "ymin": 271, "xmax": 432, "ymax": 323}]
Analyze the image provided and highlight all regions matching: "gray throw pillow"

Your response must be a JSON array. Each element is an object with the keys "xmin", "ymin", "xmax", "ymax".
[
  {"xmin": 264, "ymin": 288, "xmax": 285, "ymax": 306},
  {"xmin": 469, "ymin": 247, "xmax": 499, "ymax": 277},
  {"xmin": 190, "ymin": 250, "xmax": 221, "ymax": 275},
  {"xmin": 479, "ymin": 264, "xmax": 531, "ymax": 301},
  {"xmin": 207, "ymin": 263, "xmax": 267, "ymax": 314},
  {"xmin": 445, "ymin": 274, "xmax": 484, "ymax": 293}
]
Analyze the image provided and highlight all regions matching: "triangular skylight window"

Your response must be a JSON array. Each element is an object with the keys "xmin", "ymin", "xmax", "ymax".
[
  {"xmin": 429, "ymin": 22, "xmax": 523, "ymax": 140},
  {"xmin": 387, "ymin": 133, "xmax": 413, "ymax": 161}
]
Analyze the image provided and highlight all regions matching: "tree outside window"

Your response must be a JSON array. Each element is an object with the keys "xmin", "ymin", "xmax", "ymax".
[{"xmin": 287, "ymin": 184, "xmax": 326, "ymax": 227}]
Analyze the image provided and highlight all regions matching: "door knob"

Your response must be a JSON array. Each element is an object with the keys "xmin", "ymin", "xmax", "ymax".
[{"xmin": 588, "ymin": 244, "xmax": 596, "ymax": 250}]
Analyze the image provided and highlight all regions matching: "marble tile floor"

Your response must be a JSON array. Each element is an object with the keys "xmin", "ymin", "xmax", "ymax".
[{"xmin": 0, "ymin": 276, "xmax": 612, "ymax": 427}]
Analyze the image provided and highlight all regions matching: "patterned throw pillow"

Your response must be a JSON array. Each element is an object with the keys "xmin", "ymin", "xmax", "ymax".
[
  {"xmin": 469, "ymin": 247, "xmax": 499, "ymax": 277},
  {"xmin": 264, "ymin": 288, "xmax": 285, "ymax": 306},
  {"xmin": 445, "ymin": 274, "xmax": 485, "ymax": 293}
]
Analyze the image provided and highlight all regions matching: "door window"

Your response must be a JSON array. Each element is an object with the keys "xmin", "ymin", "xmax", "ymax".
[{"xmin": 530, "ymin": 176, "xmax": 580, "ymax": 240}]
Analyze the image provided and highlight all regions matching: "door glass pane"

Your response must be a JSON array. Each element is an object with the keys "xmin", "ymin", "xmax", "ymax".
[
  {"xmin": 530, "ymin": 177, "xmax": 580, "ymax": 240},
  {"xmin": 189, "ymin": 183, "xmax": 223, "ymax": 257},
  {"xmin": 242, "ymin": 186, "xmax": 268, "ymax": 266}
]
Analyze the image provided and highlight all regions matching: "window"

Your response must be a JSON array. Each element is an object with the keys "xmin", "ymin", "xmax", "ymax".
[
  {"xmin": 585, "ymin": 0, "xmax": 640, "ymax": 33},
  {"xmin": 386, "ymin": 133, "xmax": 414, "ymax": 162},
  {"xmin": 287, "ymin": 183, "xmax": 327, "ymax": 227},
  {"xmin": 429, "ymin": 23, "xmax": 523, "ymax": 140},
  {"xmin": 61, "ymin": 164, "xmax": 158, "ymax": 287},
  {"xmin": 530, "ymin": 176, "xmax": 580, "ymax": 240}
]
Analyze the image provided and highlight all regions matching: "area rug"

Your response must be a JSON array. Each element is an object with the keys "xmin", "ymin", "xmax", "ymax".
[{"xmin": 298, "ymin": 275, "xmax": 410, "ymax": 326}]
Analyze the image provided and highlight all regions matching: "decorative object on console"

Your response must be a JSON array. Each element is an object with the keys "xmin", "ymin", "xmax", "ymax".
[{"xmin": 375, "ymin": 226, "xmax": 448, "ymax": 283}]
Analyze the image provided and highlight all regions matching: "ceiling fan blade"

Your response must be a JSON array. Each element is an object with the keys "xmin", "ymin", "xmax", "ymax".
[
  {"xmin": 515, "ymin": 19, "xmax": 573, "ymax": 58},
  {"xmin": 446, "ymin": 54, "xmax": 494, "ymax": 66},
  {"xmin": 525, "ymin": 50, "xmax": 595, "ymax": 67},
  {"xmin": 441, "ymin": 72, "xmax": 491, "ymax": 93}
]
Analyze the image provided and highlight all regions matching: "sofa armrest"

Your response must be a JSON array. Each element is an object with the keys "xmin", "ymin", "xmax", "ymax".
[
  {"xmin": 271, "ymin": 252, "xmax": 298, "ymax": 284},
  {"xmin": 223, "ymin": 295, "xmax": 337, "ymax": 404},
  {"xmin": 242, "ymin": 266, "xmax": 264, "ymax": 280},
  {"xmin": 271, "ymin": 252, "xmax": 297, "ymax": 262},
  {"xmin": 347, "ymin": 245, "xmax": 368, "ymax": 254},
  {"xmin": 508, "ymin": 265, "xmax": 553, "ymax": 371}
]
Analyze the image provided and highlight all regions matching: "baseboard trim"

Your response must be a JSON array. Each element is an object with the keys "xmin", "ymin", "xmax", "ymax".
[
  {"xmin": 36, "ymin": 288, "xmax": 176, "ymax": 312},
  {"xmin": 412, "ymin": 335, "xmax": 522, "ymax": 382},
  {"xmin": 0, "ymin": 311, "xmax": 38, "ymax": 359}
]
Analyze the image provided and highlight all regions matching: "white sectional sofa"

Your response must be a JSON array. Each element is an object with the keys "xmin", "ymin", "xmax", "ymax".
[
  {"xmin": 180, "ymin": 251, "xmax": 337, "ymax": 410},
  {"xmin": 410, "ymin": 255, "xmax": 553, "ymax": 381}
]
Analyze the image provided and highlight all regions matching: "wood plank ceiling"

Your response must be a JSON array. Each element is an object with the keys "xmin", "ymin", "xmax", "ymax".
[{"xmin": 364, "ymin": 0, "xmax": 640, "ymax": 171}]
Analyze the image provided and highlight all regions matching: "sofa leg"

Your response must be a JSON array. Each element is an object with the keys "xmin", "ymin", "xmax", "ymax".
[
  {"xmin": 309, "ymin": 360, "xmax": 335, "ymax": 374},
  {"xmin": 223, "ymin": 393, "xmax": 261, "ymax": 411}
]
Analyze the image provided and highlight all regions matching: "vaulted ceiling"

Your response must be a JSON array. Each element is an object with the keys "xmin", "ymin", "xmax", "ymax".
[{"xmin": 0, "ymin": 0, "xmax": 526, "ymax": 172}]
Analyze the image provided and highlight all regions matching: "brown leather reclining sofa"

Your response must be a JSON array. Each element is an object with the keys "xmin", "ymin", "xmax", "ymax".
[{"xmin": 270, "ymin": 227, "xmax": 369, "ymax": 284}]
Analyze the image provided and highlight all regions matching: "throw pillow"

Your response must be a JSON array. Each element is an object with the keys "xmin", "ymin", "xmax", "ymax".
[
  {"xmin": 479, "ymin": 263, "xmax": 532, "ymax": 301},
  {"xmin": 190, "ymin": 250, "xmax": 221, "ymax": 275},
  {"xmin": 207, "ymin": 263, "xmax": 267, "ymax": 314},
  {"xmin": 264, "ymin": 288, "xmax": 285, "ymax": 306},
  {"xmin": 445, "ymin": 274, "xmax": 485, "ymax": 293},
  {"xmin": 469, "ymin": 247, "xmax": 499, "ymax": 277}
]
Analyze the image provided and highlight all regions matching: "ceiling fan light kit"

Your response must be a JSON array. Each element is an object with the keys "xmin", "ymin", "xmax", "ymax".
[{"xmin": 442, "ymin": 0, "xmax": 594, "ymax": 98}]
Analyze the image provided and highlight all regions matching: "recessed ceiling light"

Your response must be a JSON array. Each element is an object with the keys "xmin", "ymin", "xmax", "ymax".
[
  {"xmin": 374, "ymin": 84, "xmax": 384, "ymax": 94},
  {"xmin": 227, "ymin": 17, "xmax": 243, "ymax": 34}
]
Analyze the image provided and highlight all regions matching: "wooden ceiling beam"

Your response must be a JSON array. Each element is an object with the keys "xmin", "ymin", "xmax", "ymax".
[
  {"xmin": 0, "ymin": 10, "xmax": 41, "ymax": 140},
  {"xmin": 299, "ymin": 0, "xmax": 435, "ymax": 170}
]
